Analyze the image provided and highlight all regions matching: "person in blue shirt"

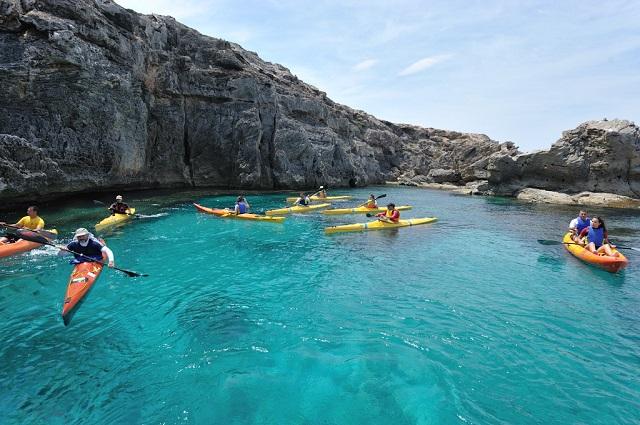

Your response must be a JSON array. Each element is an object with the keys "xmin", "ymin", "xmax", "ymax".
[
  {"xmin": 234, "ymin": 196, "xmax": 250, "ymax": 215},
  {"xmin": 578, "ymin": 217, "xmax": 618, "ymax": 257},
  {"xmin": 294, "ymin": 192, "xmax": 310, "ymax": 206},
  {"xmin": 61, "ymin": 228, "xmax": 115, "ymax": 266},
  {"xmin": 568, "ymin": 210, "xmax": 590, "ymax": 242}
]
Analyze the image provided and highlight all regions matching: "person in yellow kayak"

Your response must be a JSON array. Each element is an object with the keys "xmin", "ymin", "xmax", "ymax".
[
  {"xmin": 365, "ymin": 194, "xmax": 378, "ymax": 209},
  {"xmin": 60, "ymin": 228, "xmax": 115, "ymax": 267},
  {"xmin": 376, "ymin": 203, "xmax": 400, "ymax": 223},
  {"xmin": 0, "ymin": 206, "xmax": 45, "ymax": 244},
  {"xmin": 294, "ymin": 192, "xmax": 311, "ymax": 206},
  {"xmin": 316, "ymin": 187, "xmax": 327, "ymax": 199},
  {"xmin": 234, "ymin": 195, "xmax": 250, "ymax": 214},
  {"xmin": 577, "ymin": 216, "xmax": 619, "ymax": 257},
  {"xmin": 109, "ymin": 195, "xmax": 130, "ymax": 215}
]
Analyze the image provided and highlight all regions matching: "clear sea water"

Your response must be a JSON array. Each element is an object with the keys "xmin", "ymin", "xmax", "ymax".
[{"xmin": 1, "ymin": 186, "xmax": 639, "ymax": 425}]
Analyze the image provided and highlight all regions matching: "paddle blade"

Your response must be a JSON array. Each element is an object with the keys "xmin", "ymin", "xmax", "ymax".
[
  {"xmin": 537, "ymin": 239, "xmax": 563, "ymax": 245},
  {"xmin": 376, "ymin": 194, "xmax": 387, "ymax": 200},
  {"xmin": 114, "ymin": 267, "xmax": 148, "ymax": 278},
  {"xmin": 15, "ymin": 230, "xmax": 52, "ymax": 245}
]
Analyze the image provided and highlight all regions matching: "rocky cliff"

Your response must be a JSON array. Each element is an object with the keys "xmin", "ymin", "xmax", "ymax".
[
  {"xmin": 0, "ymin": 0, "xmax": 637, "ymax": 206},
  {"xmin": 0, "ymin": 0, "xmax": 515, "ymax": 203}
]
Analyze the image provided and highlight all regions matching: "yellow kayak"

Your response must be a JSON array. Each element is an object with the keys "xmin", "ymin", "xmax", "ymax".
[
  {"xmin": 193, "ymin": 203, "xmax": 285, "ymax": 222},
  {"xmin": 325, "ymin": 217, "xmax": 437, "ymax": 234},
  {"xmin": 286, "ymin": 195, "xmax": 352, "ymax": 203},
  {"xmin": 266, "ymin": 203, "xmax": 331, "ymax": 216},
  {"xmin": 95, "ymin": 208, "xmax": 136, "ymax": 232},
  {"xmin": 323, "ymin": 205, "xmax": 413, "ymax": 215}
]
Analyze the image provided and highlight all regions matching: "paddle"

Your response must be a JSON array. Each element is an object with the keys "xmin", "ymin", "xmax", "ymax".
[
  {"xmin": 537, "ymin": 239, "xmax": 640, "ymax": 252},
  {"xmin": 17, "ymin": 231, "xmax": 149, "ymax": 277},
  {"xmin": 0, "ymin": 223, "xmax": 58, "ymax": 240},
  {"xmin": 356, "ymin": 194, "xmax": 386, "ymax": 209}
]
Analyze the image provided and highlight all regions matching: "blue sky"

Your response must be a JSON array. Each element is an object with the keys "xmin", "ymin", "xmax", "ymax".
[{"xmin": 117, "ymin": 0, "xmax": 640, "ymax": 152}]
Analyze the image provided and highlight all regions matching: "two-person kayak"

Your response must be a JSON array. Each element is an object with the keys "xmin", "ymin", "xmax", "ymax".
[
  {"xmin": 326, "ymin": 217, "xmax": 437, "ymax": 234},
  {"xmin": 0, "ymin": 229, "xmax": 58, "ymax": 259},
  {"xmin": 95, "ymin": 208, "xmax": 136, "ymax": 232},
  {"xmin": 323, "ymin": 205, "xmax": 413, "ymax": 215},
  {"xmin": 562, "ymin": 232, "xmax": 628, "ymax": 273},
  {"xmin": 266, "ymin": 203, "xmax": 331, "ymax": 216},
  {"xmin": 194, "ymin": 203, "xmax": 285, "ymax": 222}
]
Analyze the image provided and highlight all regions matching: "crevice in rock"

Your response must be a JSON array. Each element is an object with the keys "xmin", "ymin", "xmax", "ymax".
[{"xmin": 182, "ymin": 96, "xmax": 195, "ymax": 186}]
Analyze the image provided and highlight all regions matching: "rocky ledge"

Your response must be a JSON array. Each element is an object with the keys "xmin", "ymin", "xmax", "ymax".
[{"xmin": 0, "ymin": 0, "xmax": 638, "ymax": 208}]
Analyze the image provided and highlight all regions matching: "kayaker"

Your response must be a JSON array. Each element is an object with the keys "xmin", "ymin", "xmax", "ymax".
[
  {"xmin": 317, "ymin": 187, "xmax": 327, "ymax": 199},
  {"xmin": 294, "ymin": 192, "xmax": 311, "ymax": 206},
  {"xmin": 234, "ymin": 196, "xmax": 250, "ymax": 215},
  {"xmin": 569, "ymin": 210, "xmax": 590, "ymax": 242},
  {"xmin": 0, "ymin": 206, "xmax": 45, "ymax": 244},
  {"xmin": 109, "ymin": 195, "xmax": 130, "ymax": 215},
  {"xmin": 376, "ymin": 203, "xmax": 400, "ymax": 223},
  {"xmin": 365, "ymin": 194, "xmax": 378, "ymax": 209},
  {"xmin": 60, "ymin": 228, "xmax": 115, "ymax": 267},
  {"xmin": 578, "ymin": 216, "xmax": 619, "ymax": 257}
]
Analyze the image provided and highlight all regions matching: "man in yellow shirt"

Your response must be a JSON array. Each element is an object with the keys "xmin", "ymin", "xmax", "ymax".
[{"xmin": 0, "ymin": 206, "xmax": 45, "ymax": 244}]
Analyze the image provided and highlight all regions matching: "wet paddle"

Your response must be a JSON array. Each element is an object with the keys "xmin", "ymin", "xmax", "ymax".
[
  {"xmin": 537, "ymin": 239, "xmax": 640, "ymax": 252},
  {"xmin": 17, "ymin": 231, "xmax": 149, "ymax": 277},
  {"xmin": 0, "ymin": 223, "xmax": 58, "ymax": 240}
]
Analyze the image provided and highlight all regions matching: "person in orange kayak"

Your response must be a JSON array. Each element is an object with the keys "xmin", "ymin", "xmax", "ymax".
[
  {"xmin": 0, "ymin": 206, "xmax": 45, "ymax": 244},
  {"xmin": 568, "ymin": 209, "xmax": 590, "ymax": 242},
  {"xmin": 376, "ymin": 203, "xmax": 400, "ymax": 223},
  {"xmin": 234, "ymin": 195, "xmax": 250, "ymax": 214},
  {"xmin": 294, "ymin": 192, "xmax": 311, "ymax": 206},
  {"xmin": 578, "ymin": 216, "xmax": 619, "ymax": 257},
  {"xmin": 60, "ymin": 228, "xmax": 115, "ymax": 267},
  {"xmin": 108, "ymin": 195, "xmax": 130, "ymax": 215},
  {"xmin": 365, "ymin": 194, "xmax": 378, "ymax": 209}
]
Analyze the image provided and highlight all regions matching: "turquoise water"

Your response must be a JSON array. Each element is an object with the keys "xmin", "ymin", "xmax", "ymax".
[{"xmin": 1, "ymin": 187, "xmax": 639, "ymax": 424}]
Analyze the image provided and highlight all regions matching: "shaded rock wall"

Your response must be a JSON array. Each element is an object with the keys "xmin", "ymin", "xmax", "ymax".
[{"xmin": 0, "ymin": 0, "xmax": 511, "ymax": 203}]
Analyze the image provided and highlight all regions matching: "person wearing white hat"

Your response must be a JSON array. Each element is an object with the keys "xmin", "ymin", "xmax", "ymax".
[
  {"xmin": 108, "ymin": 195, "xmax": 130, "ymax": 216},
  {"xmin": 60, "ymin": 228, "xmax": 115, "ymax": 267}
]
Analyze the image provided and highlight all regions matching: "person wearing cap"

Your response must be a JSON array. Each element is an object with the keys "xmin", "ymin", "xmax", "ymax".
[
  {"xmin": 376, "ymin": 203, "xmax": 400, "ymax": 223},
  {"xmin": 0, "ymin": 206, "xmax": 45, "ymax": 244},
  {"xmin": 108, "ymin": 195, "xmax": 130, "ymax": 215},
  {"xmin": 61, "ymin": 228, "xmax": 115, "ymax": 267},
  {"xmin": 316, "ymin": 187, "xmax": 327, "ymax": 199}
]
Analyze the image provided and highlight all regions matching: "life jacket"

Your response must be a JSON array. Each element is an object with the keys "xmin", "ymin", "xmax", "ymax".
[
  {"xmin": 587, "ymin": 226, "xmax": 605, "ymax": 248},
  {"xmin": 237, "ymin": 202, "xmax": 247, "ymax": 214},
  {"xmin": 385, "ymin": 209, "xmax": 400, "ymax": 222},
  {"xmin": 576, "ymin": 216, "xmax": 590, "ymax": 234},
  {"xmin": 366, "ymin": 200, "xmax": 377, "ymax": 209},
  {"xmin": 111, "ymin": 202, "xmax": 129, "ymax": 214},
  {"xmin": 297, "ymin": 197, "xmax": 309, "ymax": 206},
  {"xmin": 67, "ymin": 238, "xmax": 105, "ymax": 263}
]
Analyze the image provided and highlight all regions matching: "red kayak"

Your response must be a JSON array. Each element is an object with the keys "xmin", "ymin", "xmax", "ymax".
[{"xmin": 62, "ymin": 260, "xmax": 104, "ymax": 326}]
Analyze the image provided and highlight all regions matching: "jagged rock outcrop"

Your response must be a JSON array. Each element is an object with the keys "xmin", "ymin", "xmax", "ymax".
[
  {"xmin": 486, "ymin": 119, "xmax": 640, "ymax": 198},
  {"xmin": 1, "ymin": 1, "xmax": 637, "ymax": 207},
  {"xmin": 0, "ymin": 0, "xmax": 512, "ymax": 203}
]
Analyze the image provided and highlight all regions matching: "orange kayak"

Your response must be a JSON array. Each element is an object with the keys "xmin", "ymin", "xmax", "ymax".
[
  {"xmin": 0, "ymin": 229, "xmax": 58, "ymax": 259},
  {"xmin": 562, "ymin": 232, "xmax": 628, "ymax": 273},
  {"xmin": 193, "ymin": 203, "xmax": 285, "ymax": 222},
  {"xmin": 62, "ymin": 260, "xmax": 104, "ymax": 326}
]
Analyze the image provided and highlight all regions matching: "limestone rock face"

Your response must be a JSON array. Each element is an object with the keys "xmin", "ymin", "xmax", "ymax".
[
  {"xmin": 0, "ymin": 0, "xmax": 511, "ymax": 203},
  {"xmin": 487, "ymin": 120, "xmax": 640, "ymax": 198}
]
